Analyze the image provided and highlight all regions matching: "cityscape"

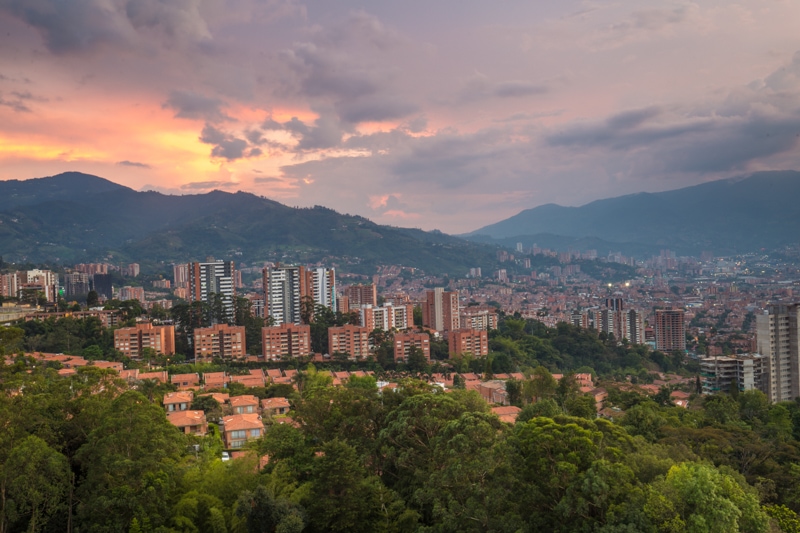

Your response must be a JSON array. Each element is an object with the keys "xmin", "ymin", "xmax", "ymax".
[{"xmin": 3, "ymin": 1, "xmax": 800, "ymax": 532}]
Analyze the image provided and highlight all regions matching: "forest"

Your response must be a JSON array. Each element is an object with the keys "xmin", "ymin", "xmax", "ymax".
[{"xmin": 2, "ymin": 315, "xmax": 800, "ymax": 532}]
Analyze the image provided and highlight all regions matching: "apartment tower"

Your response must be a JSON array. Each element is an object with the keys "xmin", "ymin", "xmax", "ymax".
[
  {"xmin": 757, "ymin": 304, "xmax": 800, "ymax": 403},
  {"xmin": 654, "ymin": 309, "xmax": 686, "ymax": 352},
  {"xmin": 188, "ymin": 260, "xmax": 236, "ymax": 321}
]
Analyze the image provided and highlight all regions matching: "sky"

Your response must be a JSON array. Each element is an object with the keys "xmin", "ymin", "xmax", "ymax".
[{"xmin": 0, "ymin": 1, "xmax": 799, "ymax": 234}]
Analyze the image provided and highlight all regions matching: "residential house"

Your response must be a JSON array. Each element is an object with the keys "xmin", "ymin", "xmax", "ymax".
[
  {"xmin": 163, "ymin": 391, "xmax": 194, "ymax": 412},
  {"xmin": 222, "ymin": 413, "xmax": 263, "ymax": 448},
  {"xmin": 171, "ymin": 373, "xmax": 200, "ymax": 390},
  {"xmin": 229, "ymin": 395, "xmax": 260, "ymax": 414},
  {"xmin": 261, "ymin": 397, "xmax": 291, "ymax": 416},
  {"xmin": 167, "ymin": 410, "xmax": 208, "ymax": 436}
]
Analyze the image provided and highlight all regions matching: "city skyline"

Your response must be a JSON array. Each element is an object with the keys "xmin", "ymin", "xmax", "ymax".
[{"xmin": 1, "ymin": 1, "xmax": 800, "ymax": 233}]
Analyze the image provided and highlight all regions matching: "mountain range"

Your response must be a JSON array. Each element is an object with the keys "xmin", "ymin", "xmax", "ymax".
[
  {"xmin": 1, "ymin": 170, "xmax": 797, "ymax": 272},
  {"xmin": 466, "ymin": 170, "xmax": 800, "ymax": 256},
  {"xmin": 0, "ymin": 172, "xmax": 498, "ymax": 274}
]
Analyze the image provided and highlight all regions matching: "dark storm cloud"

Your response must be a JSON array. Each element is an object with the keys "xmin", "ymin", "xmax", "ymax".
[
  {"xmin": 280, "ymin": 12, "xmax": 417, "ymax": 127},
  {"xmin": 548, "ymin": 105, "xmax": 800, "ymax": 174},
  {"xmin": 262, "ymin": 114, "xmax": 345, "ymax": 152},
  {"xmin": 199, "ymin": 123, "xmax": 259, "ymax": 161},
  {"xmin": 0, "ymin": 0, "xmax": 210, "ymax": 54},
  {"xmin": 117, "ymin": 160, "xmax": 152, "ymax": 168},
  {"xmin": 163, "ymin": 90, "xmax": 229, "ymax": 122}
]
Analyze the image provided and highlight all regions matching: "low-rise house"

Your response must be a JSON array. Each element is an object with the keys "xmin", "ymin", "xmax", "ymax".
[
  {"xmin": 230, "ymin": 369, "xmax": 266, "ymax": 388},
  {"xmin": 171, "ymin": 373, "xmax": 200, "ymax": 390},
  {"xmin": 266, "ymin": 369, "xmax": 283, "ymax": 381},
  {"xmin": 167, "ymin": 410, "xmax": 208, "ymax": 436},
  {"xmin": 261, "ymin": 397, "xmax": 291, "ymax": 416},
  {"xmin": 139, "ymin": 370, "xmax": 169, "ymax": 383},
  {"xmin": 203, "ymin": 371, "xmax": 229, "ymax": 389},
  {"xmin": 199, "ymin": 392, "xmax": 230, "ymax": 405},
  {"xmin": 229, "ymin": 395, "xmax": 260, "ymax": 414},
  {"xmin": 221, "ymin": 414, "xmax": 263, "ymax": 449},
  {"xmin": 163, "ymin": 391, "xmax": 194, "ymax": 412},
  {"xmin": 492, "ymin": 405, "xmax": 522, "ymax": 424},
  {"xmin": 92, "ymin": 360, "xmax": 123, "ymax": 372},
  {"xmin": 588, "ymin": 388, "xmax": 608, "ymax": 411},
  {"xmin": 478, "ymin": 380, "xmax": 509, "ymax": 405}
]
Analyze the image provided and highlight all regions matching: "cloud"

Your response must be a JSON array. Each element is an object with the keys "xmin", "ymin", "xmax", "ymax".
[
  {"xmin": 116, "ymin": 160, "xmax": 152, "ymax": 168},
  {"xmin": 163, "ymin": 90, "xmax": 229, "ymax": 122},
  {"xmin": 459, "ymin": 73, "xmax": 548, "ymax": 103},
  {"xmin": 198, "ymin": 123, "xmax": 262, "ymax": 160},
  {"xmin": 253, "ymin": 176, "xmax": 284, "ymax": 183},
  {"xmin": 180, "ymin": 180, "xmax": 231, "ymax": 190},
  {"xmin": 0, "ymin": 0, "xmax": 211, "ymax": 54},
  {"xmin": 279, "ymin": 12, "xmax": 417, "ymax": 127},
  {"xmin": 262, "ymin": 113, "xmax": 345, "ymax": 152},
  {"xmin": 0, "ymin": 95, "xmax": 30, "ymax": 112}
]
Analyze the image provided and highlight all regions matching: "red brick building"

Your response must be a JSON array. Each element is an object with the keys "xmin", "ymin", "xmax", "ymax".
[
  {"xmin": 448, "ymin": 328, "xmax": 489, "ymax": 357},
  {"xmin": 328, "ymin": 324, "xmax": 371, "ymax": 358},
  {"xmin": 393, "ymin": 332, "xmax": 431, "ymax": 362},
  {"xmin": 262, "ymin": 323, "xmax": 311, "ymax": 359},
  {"xmin": 194, "ymin": 324, "xmax": 246, "ymax": 361},
  {"xmin": 114, "ymin": 323, "xmax": 175, "ymax": 359}
]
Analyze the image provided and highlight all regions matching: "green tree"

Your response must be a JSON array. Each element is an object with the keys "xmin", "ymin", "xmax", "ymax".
[
  {"xmin": 235, "ymin": 485, "xmax": 305, "ymax": 533},
  {"xmin": 4, "ymin": 435, "xmax": 70, "ymax": 533},
  {"xmin": 646, "ymin": 462, "xmax": 770, "ymax": 533},
  {"xmin": 305, "ymin": 439, "xmax": 407, "ymax": 533},
  {"xmin": 405, "ymin": 346, "xmax": 429, "ymax": 373},
  {"xmin": 76, "ymin": 391, "xmax": 187, "ymax": 531}
]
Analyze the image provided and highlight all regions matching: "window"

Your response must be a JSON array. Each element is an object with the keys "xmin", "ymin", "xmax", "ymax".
[
  {"xmin": 230, "ymin": 430, "xmax": 246, "ymax": 439},
  {"xmin": 250, "ymin": 428, "xmax": 261, "ymax": 437}
]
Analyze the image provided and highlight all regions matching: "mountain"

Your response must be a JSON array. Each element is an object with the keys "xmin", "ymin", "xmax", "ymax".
[
  {"xmin": 465, "ymin": 171, "xmax": 800, "ymax": 256},
  {"xmin": 0, "ymin": 172, "xmax": 499, "ymax": 274}
]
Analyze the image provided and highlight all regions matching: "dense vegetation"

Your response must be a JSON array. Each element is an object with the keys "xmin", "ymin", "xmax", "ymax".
[{"xmin": 3, "ymin": 352, "xmax": 800, "ymax": 532}]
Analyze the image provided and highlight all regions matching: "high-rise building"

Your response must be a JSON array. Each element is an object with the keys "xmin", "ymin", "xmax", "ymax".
[
  {"xmin": 20, "ymin": 269, "xmax": 58, "ymax": 302},
  {"xmin": 328, "ymin": 324, "xmax": 371, "ymax": 358},
  {"xmin": 173, "ymin": 263, "xmax": 189, "ymax": 288},
  {"xmin": 262, "ymin": 266, "xmax": 336, "ymax": 325},
  {"xmin": 654, "ymin": 309, "xmax": 686, "ymax": 352},
  {"xmin": 114, "ymin": 323, "xmax": 175, "ymax": 359},
  {"xmin": 700, "ymin": 354, "xmax": 765, "ymax": 395},
  {"xmin": 459, "ymin": 307, "xmax": 499, "ymax": 331},
  {"xmin": 308, "ymin": 267, "xmax": 336, "ymax": 310},
  {"xmin": 344, "ymin": 284, "xmax": 377, "ymax": 309},
  {"xmin": 92, "ymin": 274, "xmax": 113, "ymax": 300},
  {"xmin": 262, "ymin": 323, "xmax": 312, "ymax": 359},
  {"xmin": 118, "ymin": 286, "xmax": 145, "ymax": 302},
  {"xmin": 422, "ymin": 288, "xmax": 460, "ymax": 332},
  {"xmin": 393, "ymin": 332, "xmax": 431, "ymax": 362},
  {"xmin": 188, "ymin": 260, "xmax": 236, "ymax": 321},
  {"xmin": 448, "ymin": 328, "xmax": 489, "ymax": 357},
  {"xmin": 263, "ymin": 266, "xmax": 307, "ymax": 325},
  {"xmin": 624, "ymin": 309, "xmax": 645, "ymax": 345},
  {"xmin": 358, "ymin": 303, "xmax": 415, "ymax": 332},
  {"xmin": 194, "ymin": 324, "xmax": 246, "ymax": 361},
  {"xmin": 757, "ymin": 304, "xmax": 800, "ymax": 403},
  {"xmin": 64, "ymin": 272, "xmax": 91, "ymax": 298}
]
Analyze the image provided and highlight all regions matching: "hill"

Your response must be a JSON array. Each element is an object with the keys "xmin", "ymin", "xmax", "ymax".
[
  {"xmin": 466, "ymin": 171, "xmax": 800, "ymax": 256},
  {"xmin": 0, "ymin": 172, "xmax": 499, "ymax": 274}
]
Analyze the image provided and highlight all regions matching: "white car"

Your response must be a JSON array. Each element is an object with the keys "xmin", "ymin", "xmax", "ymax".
[{"xmin": 221, "ymin": 451, "xmax": 230, "ymax": 462}]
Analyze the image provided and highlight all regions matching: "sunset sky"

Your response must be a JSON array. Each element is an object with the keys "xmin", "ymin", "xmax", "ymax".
[{"xmin": 1, "ymin": 1, "xmax": 799, "ymax": 233}]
